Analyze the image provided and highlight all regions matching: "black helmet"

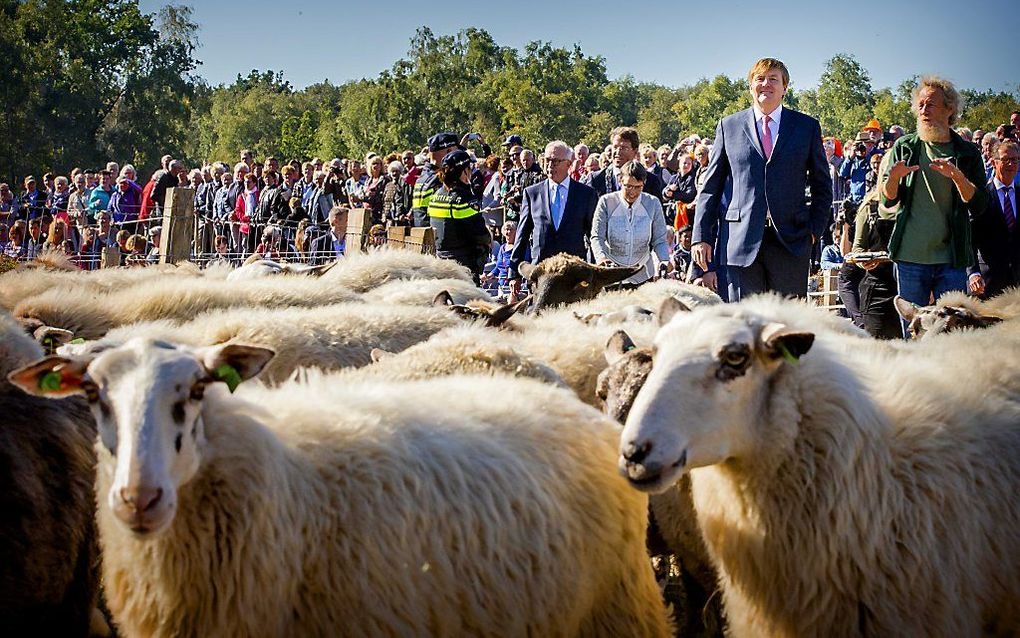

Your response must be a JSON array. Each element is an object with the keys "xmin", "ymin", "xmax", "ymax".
[
  {"xmin": 427, "ymin": 132, "xmax": 460, "ymax": 152},
  {"xmin": 441, "ymin": 150, "xmax": 472, "ymax": 172}
]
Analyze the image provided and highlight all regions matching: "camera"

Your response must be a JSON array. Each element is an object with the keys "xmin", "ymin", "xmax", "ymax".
[{"xmin": 853, "ymin": 142, "xmax": 867, "ymax": 155}]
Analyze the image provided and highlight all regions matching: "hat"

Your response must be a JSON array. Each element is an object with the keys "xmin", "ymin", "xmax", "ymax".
[
  {"xmin": 441, "ymin": 150, "xmax": 472, "ymax": 172},
  {"xmin": 854, "ymin": 132, "xmax": 872, "ymax": 142},
  {"xmin": 501, "ymin": 134, "xmax": 524, "ymax": 147},
  {"xmin": 427, "ymin": 132, "xmax": 460, "ymax": 153},
  {"xmin": 862, "ymin": 118, "xmax": 882, "ymax": 132}
]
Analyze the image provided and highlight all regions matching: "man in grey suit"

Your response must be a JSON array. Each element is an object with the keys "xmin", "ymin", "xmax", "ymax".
[{"xmin": 692, "ymin": 57, "xmax": 832, "ymax": 301}]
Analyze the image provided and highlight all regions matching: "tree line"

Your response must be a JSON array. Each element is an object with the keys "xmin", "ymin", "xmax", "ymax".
[{"xmin": 2, "ymin": 1, "xmax": 1018, "ymax": 182}]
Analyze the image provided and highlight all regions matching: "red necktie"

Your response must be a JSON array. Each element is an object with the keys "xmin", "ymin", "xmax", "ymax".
[{"xmin": 762, "ymin": 115, "xmax": 774, "ymax": 159}]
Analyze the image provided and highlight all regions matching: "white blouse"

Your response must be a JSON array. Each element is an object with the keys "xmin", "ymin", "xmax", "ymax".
[{"xmin": 591, "ymin": 191, "xmax": 670, "ymax": 283}]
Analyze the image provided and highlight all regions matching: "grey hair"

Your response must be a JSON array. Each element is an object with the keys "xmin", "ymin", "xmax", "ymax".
[
  {"xmin": 388, "ymin": 161, "xmax": 403, "ymax": 174},
  {"xmin": 912, "ymin": 75, "xmax": 962, "ymax": 126},
  {"xmin": 982, "ymin": 133, "xmax": 999, "ymax": 145},
  {"xmin": 543, "ymin": 141, "xmax": 573, "ymax": 161},
  {"xmin": 521, "ymin": 149, "xmax": 536, "ymax": 162},
  {"xmin": 120, "ymin": 164, "xmax": 137, "ymax": 177}
]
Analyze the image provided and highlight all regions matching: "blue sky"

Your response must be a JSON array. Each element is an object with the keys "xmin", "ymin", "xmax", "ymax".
[{"xmin": 140, "ymin": 0, "xmax": 1018, "ymax": 93}]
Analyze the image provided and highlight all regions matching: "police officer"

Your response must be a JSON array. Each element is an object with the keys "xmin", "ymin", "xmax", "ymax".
[
  {"xmin": 412, "ymin": 132, "xmax": 460, "ymax": 227},
  {"xmin": 428, "ymin": 150, "xmax": 491, "ymax": 282}
]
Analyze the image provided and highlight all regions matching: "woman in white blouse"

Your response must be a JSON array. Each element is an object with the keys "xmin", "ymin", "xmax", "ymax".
[{"xmin": 591, "ymin": 160, "xmax": 671, "ymax": 284}]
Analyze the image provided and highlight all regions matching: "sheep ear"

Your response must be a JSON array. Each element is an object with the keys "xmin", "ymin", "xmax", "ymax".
[
  {"xmin": 370, "ymin": 348, "xmax": 394, "ymax": 363},
  {"xmin": 593, "ymin": 264, "xmax": 643, "ymax": 289},
  {"xmin": 605, "ymin": 331, "xmax": 637, "ymax": 364},
  {"xmin": 575, "ymin": 311, "xmax": 600, "ymax": 325},
  {"xmin": 308, "ymin": 261, "xmax": 339, "ymax": 277},
  {"xmin": 658, "ymin": 296, "xmax": 691, "ymax": 327},
  {"xmin": 198, "ymin": 344, "xmax": 275, "ymax": 390},
  {"xmin": 432, "ymin": 290, "xmax": 455, "ymax": 307},
  {"xmin": 33, "ymin": 326, "xmax": 75, "ymax": 354},
  {"xmin": 760, "ymin": 323, "xmax": 814, "ymax": 362},
  {"xmin": 893, "ymin": 296, "xmax": 919, "ymax": 321},
  {"xmin": 943, "ymin": 306, "xmax": 1003, "ymax": 330},
  {"xmin": 7, "ymin": 356, "xmax": 90, "ymax": 398},
  {"xmin": 518, "ymin": 261, "xmax": 537, "ymax": 282},
  {"xmin": 486, "ymin": 296, "xmax": 530, "ymax": 328}
]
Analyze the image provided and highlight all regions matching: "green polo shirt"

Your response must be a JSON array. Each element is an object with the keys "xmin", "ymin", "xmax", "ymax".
[{"xmin": 896, "ymin": 140, "xmax": 954, "ymax": 264}]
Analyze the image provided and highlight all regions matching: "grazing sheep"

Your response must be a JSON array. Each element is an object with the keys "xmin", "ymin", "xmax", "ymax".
[
  {"xmin": 0, "ymin": 312, "xmax": 99, "ymax": 636},
  {"xmin": 431, "ymin": 291, "xmax": 531, "ymax": 329},
  {"xmin": 225, "ymin": 259, "xmax": 337, "ymax": 281},
  {"xmin": 14, "ymin": 276, "xmax": 361, "ymax": 340},
  {"xmin": 322, "ymin": 248, "xmax": 474, "ymax": 292},
  {"xmin": 620, "ymin": 294, "xmax": 1020, "ymax": 637},
  {"xmin": 895, "ymin": 289, "xmax": 1020, "ymax": 339},
  {"xmin": 361, "ymin": 277, "xmax": 493, "ymax": 306},
  {"xmin": 519, "ymin": 253, "xmax": 643, "ymax": 312},
  {"xmin": 11, "ymin": 340, "xmax": 671, "ymax": 637},
  {"xmin": 58, "ymin": 303, "xmax": 464, "ymax": 384}
]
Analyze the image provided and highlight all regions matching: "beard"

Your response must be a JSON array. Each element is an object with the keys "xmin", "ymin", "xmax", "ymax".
[{"xmin": 916, "ymin": 118, "xmax": 950, "ymax": 143}]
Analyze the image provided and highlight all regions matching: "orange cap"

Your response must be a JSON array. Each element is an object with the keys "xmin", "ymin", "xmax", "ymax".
[{"xmin": 862, "ymin": 118, "xmax": 882, "ymax": 132}]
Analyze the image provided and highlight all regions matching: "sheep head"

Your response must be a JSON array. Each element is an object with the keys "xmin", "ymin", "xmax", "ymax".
[
  {"xmin": 519, "ymin": 253, "xmax": 642, "ymax": 313},
  {"xmin": 595, "ymin": 299, "xmax": 691, "ymax": 423},
  {"xmin": 432, "ymin": 290, "xmax": 530, "ymax": 328},
  {"xmin": 8, "ymin": 338, "xmax": 274, "ymax": 537},
  {"xmin": 894, "ymin": 296, "xmax": 1003, "ymax": 339},
  {"xmin": 619, "ymin": 303, "xmax": 813, "ymax": 493}
]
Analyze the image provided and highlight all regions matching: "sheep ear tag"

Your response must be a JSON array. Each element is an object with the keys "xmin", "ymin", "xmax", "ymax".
[
  {"xmin": 69, "ymin": 338, "xmax": 86, "ymax": 345},
  {"xmin": 39, "ymin": 370, "xmax": 63, "ymax": 392},
  {"xmin": 777, "ymin": 343, "xmax": 800, "ymax": 365},
  {"xmin": 213, "ymin": 364, "xmax": 242, "ymax": 393}
]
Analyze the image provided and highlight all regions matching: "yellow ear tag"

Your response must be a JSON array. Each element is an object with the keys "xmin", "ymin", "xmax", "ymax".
[
  {"xmin": 39, "ymin": 371, "xmax": 62, "ymax": 392},
  {"xmin": 213, "ymin": 364, "xmax": 242, "ymax": 393}
]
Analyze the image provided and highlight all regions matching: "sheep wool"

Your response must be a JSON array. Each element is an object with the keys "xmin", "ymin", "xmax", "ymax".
[
  {"xmin": 96, "ymin": 370, "xmax": 671, "ymax": 637},
  {"xmin": 321, "ymin": 248, "xmax": 474, "ymax": 292}
]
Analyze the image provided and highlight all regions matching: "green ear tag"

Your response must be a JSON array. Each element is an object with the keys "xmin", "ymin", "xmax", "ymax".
[
  {"xmin": 778, "ymin": 343, "xmax": 799, "ymax": 364},
  {"xmin": 69, "ymin": 338, "xmax": 86, "ymax": 345},
  {"xmin": 39, "ymin": 370, "xmax": 62, "ymax": 392},
  {"xmin": 213, "ymin": 364, "xmax": 242, "ymax": 393},
  {"xmin": 623, "ymin": 344, "xmax": 635, "ymax": 353}
]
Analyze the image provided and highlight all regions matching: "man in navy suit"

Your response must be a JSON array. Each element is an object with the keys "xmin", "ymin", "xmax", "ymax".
[
  {"xmin": 692, "ymin": 58, "xmax": 832, "ymax": 301},
  {"xmin": 508, "ymin": 140, "xmax": 598, "ymax": 297},
  {"xmin": 588, "ymin": 127, "xmax": 664, "ymax": 201},
  {"xmin": 969, "ymin": 140, "xmax": 1020, "ymax": 298}
]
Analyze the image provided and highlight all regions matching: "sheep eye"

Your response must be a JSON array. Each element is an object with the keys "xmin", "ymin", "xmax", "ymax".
[{"xmin": 716, "ymin": 346, "xmax": 751, "ymax": 381}]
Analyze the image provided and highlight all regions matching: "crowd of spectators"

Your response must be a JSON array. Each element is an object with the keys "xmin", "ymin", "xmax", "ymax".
[{"xmin": 2, "ymin": 85, "xmax": 1018, "ymax": 335}]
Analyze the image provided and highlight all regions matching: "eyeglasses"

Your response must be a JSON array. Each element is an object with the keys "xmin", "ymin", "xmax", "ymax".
[
  {"xmin": 621, "ymin": 182, "xmax": 644, "ymax": 191},
  {"xmin": 995, "ymin": 157, "xmax": 1020, "ymax": 166},
  {"xmin": 546, "ymin": 157, "xmax": 569, "ymax": 165}
]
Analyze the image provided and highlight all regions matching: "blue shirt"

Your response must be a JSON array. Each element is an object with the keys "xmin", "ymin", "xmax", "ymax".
[{"xmin": 839, "ymin": 157, "xmax": 869, "ymax": 203}]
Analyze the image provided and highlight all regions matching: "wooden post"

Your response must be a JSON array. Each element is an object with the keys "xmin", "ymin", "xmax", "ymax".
[
  {"xmin": 100, "ymin": 244, "xmax": 121, "ymax": 268},
  {"xmin": 160, "ymin": 187, "xmax": 194, "ymax": 264},
  {"xmin": 408, "ymin": 227, "xmax": 435, "ymax": 255},
  {"xmin": 345, "ymin": 208, "xmax": 372, "ymax": 254},
  {"xmin": 387, "ymin": 226, "xmax": 410, "ymax": 250}
]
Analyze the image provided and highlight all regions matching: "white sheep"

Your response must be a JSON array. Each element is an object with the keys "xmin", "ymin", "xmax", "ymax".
[
  {"xmin": 321, "ymin": 248, "xmax": 474, "ymax": 292},
  {"xmin": 60, "ymin": 303, "xmax": 465, "ymax": 384},
  {"xmin": 361, "ymin": 276, "xmax": 493, "ymax": 306},
  {"xmin": 895, "ymin": 288, "xmax": 1020, "ymax": 339},
  {"xmin": 0, "ymin": 312, "xmax": 101, "ymax": 635},
  {"xmin": 224, "ymin": 259, "xmax": 336, "ymax": 281},
  {"xmin": 0, "ymin": 260, "xmax": 212, "ymax": 311},
  {"xmin": 11, "ymin": 339, "xmax": 671, "ymax": 637},
  {"xmin": 14, "ymin": 275, "xmax": 361, "ymax": 340},
  {"xmin": 620, "ymin": 294, "xmax": 1020, "ymax": 636}
]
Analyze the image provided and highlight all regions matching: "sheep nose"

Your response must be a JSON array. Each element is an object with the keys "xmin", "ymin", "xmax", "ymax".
[
  {"xmin": 622, "ymin": 440, "xmax": 652, "ymax": 464},
  {"xmin": 120, "ymin": 486, "xmax": 163, "ymax": 512}
]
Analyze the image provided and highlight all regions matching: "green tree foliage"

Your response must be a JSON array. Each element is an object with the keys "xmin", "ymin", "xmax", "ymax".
[
  {"xmin": 0, "ymin": 0, "xmax": 197, "ymax": 181},
  {"xmin": 6, "ymin": 14, "xmax": 1019, "ymax": 182}
]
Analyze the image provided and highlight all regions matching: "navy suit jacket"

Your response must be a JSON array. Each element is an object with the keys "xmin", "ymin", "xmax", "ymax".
[
  {"xmin": 510, "ymin": 179, "xmax": 597, "ymax": 277},
  {"xmin": 971, "ymin": 180, "xmax": 1019, "ymax": 296},
  {"xmin": 589, "ymin": 167, "xmax": 664, "ymax": 201},
  {"xmin": 693, "ymin": 107, "xmax": 832, "ymax": 268}
]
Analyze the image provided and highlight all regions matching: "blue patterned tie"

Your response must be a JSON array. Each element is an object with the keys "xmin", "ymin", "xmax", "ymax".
[
  {"xmin": 1003, "ymin": 187, "xmax": 1016, "ymax": 233},
  {"xmin": 552, "ymin": 184, "xmax": 563, "ymax": 230}
]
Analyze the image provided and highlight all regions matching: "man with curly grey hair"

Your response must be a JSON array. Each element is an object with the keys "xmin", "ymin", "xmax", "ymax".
[{"xmin": 881, "ymin": 76, "xmax": 989, "ymax": 334}]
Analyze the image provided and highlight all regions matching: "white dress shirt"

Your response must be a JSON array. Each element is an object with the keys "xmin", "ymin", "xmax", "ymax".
[
  {"xmin": 591, "ymin": 191, "xmax": 670, "ymax": 283},
  {"xmin": 753, "ymin": 103, "xmax": 783, "ymax": 156}
]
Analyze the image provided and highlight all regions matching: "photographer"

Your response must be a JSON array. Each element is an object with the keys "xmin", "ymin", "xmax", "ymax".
[
  {"xmin": 323, "ymin": 159, "xmax": 349, "ymax": 207},
  {"xmin": 835, "ymin": 197, "xmax": 865, "ymax": 328},
  {"xmin": 839, "ymin": 134, "xmax": 872, "ymax": 204}
]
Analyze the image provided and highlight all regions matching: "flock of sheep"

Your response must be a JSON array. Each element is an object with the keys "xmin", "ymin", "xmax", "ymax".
[{"xmin": 2, "ymin": 249, "xmax": 1019, "ymax": 637}]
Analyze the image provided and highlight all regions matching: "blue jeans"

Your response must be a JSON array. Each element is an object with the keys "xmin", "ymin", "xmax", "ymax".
[{"xmin": 893, "ymin": 261, "xmax": 968, "ymax": 337}]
